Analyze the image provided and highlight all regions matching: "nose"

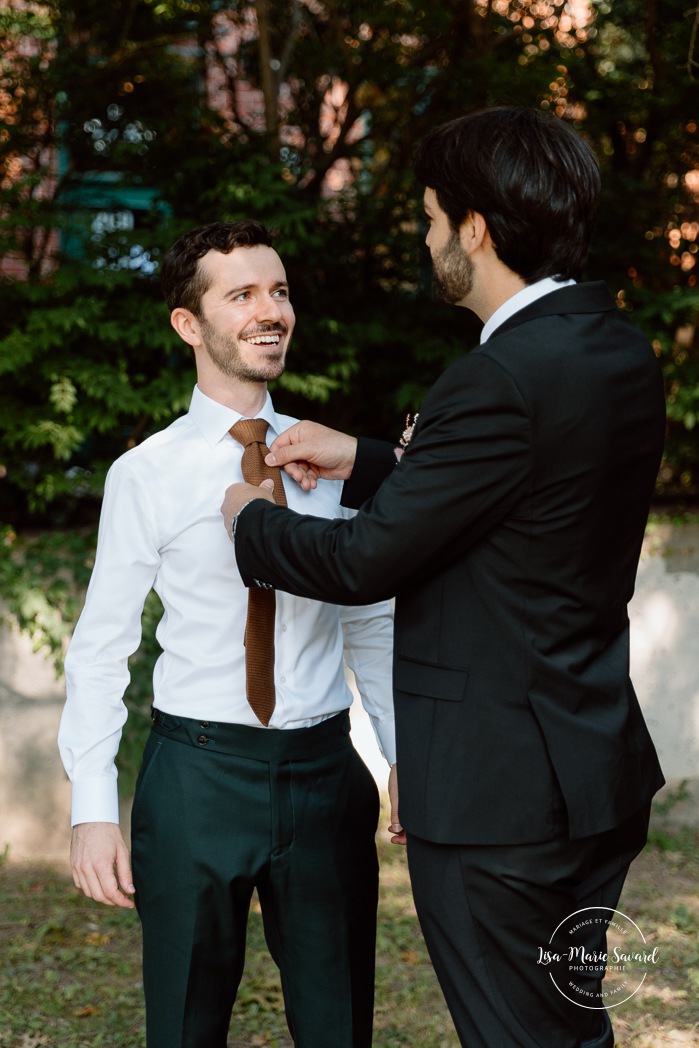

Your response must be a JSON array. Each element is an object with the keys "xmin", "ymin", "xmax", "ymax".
[{"xmin": 257, "ymin": 293, "xmax": 283, "ymax": 323}]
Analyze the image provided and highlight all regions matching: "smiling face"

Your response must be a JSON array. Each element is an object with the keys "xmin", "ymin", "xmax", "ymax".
[{"xmin": 194, "ymin": 245, "xmax": 295, "ymax": 384}]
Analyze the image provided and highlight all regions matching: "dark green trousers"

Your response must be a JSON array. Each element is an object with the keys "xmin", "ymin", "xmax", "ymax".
[{"xmin": 130, "ymin": 709, "xmax": 379, "ymax": 1048}]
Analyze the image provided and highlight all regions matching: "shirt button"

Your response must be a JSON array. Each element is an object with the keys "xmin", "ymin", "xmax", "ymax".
[
  {"xmin": 279, "ymin": 676, "xmax": 286, "ymax": 684},
  {"xmin": 200, "ymin": 721, "xmax": 210, "ymax": 728},
  {"xmin": 282, "ymin": 624, "xmax": 287, "ymax": 632},
  {"xmin": 197, "ymin": 735, "xmax": 209, "ymax": 745}
]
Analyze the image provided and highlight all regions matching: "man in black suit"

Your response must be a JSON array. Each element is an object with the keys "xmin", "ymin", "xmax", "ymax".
[{"xmin": 221, "ymin": 107, "xmax": 666, "ymax": 1047}]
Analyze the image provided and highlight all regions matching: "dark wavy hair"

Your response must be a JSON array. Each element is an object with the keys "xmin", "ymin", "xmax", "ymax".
[
  {"xmin": 160, "ymin": 220, "xmax": 278, "ymax": 315},
  {"xmin": 413, "ymin": 106, "xmax": 601, "ymax": 282}
]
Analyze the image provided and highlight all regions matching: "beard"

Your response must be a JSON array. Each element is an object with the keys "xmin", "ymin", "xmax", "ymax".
[
  {"xmin": 432, "ymin": 230, "xmax": 475, "ymax": 305},
  {"xmin": 199, "ymin": 318, "xmax": 288, "ymax": 383}
]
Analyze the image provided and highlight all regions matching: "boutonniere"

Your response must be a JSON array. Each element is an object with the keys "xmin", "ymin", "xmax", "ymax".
[{"xmin": 399, "ymin": 412, "xmax": 420, "ymax": 448}]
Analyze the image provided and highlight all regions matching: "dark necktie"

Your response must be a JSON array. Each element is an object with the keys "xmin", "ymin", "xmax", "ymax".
[{"xmin": 229, "ymin": 418, "xmax": 287, "ymax": 725}]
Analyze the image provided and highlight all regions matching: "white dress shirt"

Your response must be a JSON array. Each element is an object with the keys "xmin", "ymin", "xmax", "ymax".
[
  {"xmin": 480, "ymin": 277, "xmax": 576, "ymax": 344},
  {"xmin": 59, "ymin": 386, "xmax": 396, "ymax": 826}
]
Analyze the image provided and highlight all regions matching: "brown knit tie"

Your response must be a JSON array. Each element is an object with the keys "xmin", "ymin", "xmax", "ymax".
[{"xmin": 229, "ymin": 418, "xmax": 287, "ymax": 726}]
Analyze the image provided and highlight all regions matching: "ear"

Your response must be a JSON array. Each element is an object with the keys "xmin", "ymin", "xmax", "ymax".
[
  {"xmin": 458, "ymin": 211, "xmax": 489, "ymax": 254},
  {"xmin": 170, "ymin": 307, "xmax": 203, "ymax": 349}
]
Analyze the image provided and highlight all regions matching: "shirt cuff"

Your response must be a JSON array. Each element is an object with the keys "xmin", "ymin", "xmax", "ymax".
[
  {"xmin": 70, "ymin": 776, "xmax": 121, "ymax": 827},
  {"xmin": 373, "ymin": 716, "xmax": 397, "ymax": 767}
]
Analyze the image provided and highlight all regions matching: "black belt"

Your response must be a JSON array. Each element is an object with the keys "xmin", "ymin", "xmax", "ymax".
[{"xmin": 150, "ymin": 706, "xmax": 352, "ymax": 760}]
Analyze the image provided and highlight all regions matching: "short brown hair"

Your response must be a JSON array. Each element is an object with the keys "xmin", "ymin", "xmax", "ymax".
[{"xmin": 160, "ymin": 220, "xmax": 278, "ymax": 315}]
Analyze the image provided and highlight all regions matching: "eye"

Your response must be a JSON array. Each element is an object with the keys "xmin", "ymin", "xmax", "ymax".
[
  {"xmin": 234, "ymin": 291, "xmax": 250, "ymax": 302},
  {"xmin": 273, "ymin": 288, "xmax": 289, "ymax": 300}
]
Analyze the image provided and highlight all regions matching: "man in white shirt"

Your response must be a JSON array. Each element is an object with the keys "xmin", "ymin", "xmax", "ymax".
[{"xmin": 58, "ymin": 219, "xmax": 396, "ymax": 1048}]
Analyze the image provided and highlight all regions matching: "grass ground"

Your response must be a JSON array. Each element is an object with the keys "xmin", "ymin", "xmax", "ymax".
[{"xmin": 1, "ymin": 811, "xmax": 697, "ymax": 1048}]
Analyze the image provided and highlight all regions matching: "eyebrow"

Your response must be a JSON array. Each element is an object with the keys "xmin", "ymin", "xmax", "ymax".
[{"xmin": 223, "ymin": 280, "xmax": 289, "ymax": 301}]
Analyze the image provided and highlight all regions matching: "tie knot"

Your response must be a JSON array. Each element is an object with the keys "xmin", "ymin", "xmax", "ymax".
[{"xmin": 230, "ymin": 418, "xmax": 270, "ymax": 448}]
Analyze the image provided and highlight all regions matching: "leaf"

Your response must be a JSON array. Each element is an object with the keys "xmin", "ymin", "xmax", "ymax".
[
  {"xmin": 85, "ymin": 932, "xmax": 112, "ymax": 946},
  {"xmin": 73, "ymin": 1005, "xmax": 102, "ymax": 1017},
  {"xmin": 49, "ymin": 376, "xmax": 78, "ymax": 414}
]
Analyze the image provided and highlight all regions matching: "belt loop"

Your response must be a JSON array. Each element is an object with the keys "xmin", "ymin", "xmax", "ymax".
[{"xmin": 151, "ymin": 708, "xmax": 182, "ymax": 731}]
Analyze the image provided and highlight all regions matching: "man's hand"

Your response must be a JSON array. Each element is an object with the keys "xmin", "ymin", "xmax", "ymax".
[
  {"xmin": 265, "ymin": 421, "xmax": 358, "ymax": 491},
  {"xmin": 221, "ymin": 480, "xmax": 275, "ymax": 541},
  {"xmin": 387, "ymin": 764, "xmax": 406, "ymax": 846},
  {"xmin": 70, "ymin": 822, "xmax": 135, "ymax": 908}
]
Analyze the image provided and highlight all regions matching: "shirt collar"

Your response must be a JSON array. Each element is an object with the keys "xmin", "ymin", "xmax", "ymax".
[
  {"xmin": 480, "ymin": 276, "xmax": 576, "ymax": 344},
  {"xmin": 187, "ymin": 384, "xmax": 281, "ymax": 447}
]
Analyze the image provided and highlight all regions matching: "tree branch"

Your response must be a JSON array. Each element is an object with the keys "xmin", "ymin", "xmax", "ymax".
[
  {"xmin": 278, "ymin": 0, "xmax": 303, "ymax": 84},
  {"xmin": 255, "ymin": 0, "xmax": 279, "ymax": 152},
  {"xmin": 688, "ymin": 3, "xmax": 699, "ymax": 80}
]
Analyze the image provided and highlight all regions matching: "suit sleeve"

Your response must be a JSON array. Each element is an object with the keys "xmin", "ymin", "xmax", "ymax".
[
  {"xmin": 340, "ymin": 436, "xmax": 398, "ymax": 509},
  {"xmin": 234, "ymin": 353, "xmax": 532, "ymax": 605}
]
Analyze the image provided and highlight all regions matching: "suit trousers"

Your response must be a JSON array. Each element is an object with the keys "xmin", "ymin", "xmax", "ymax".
[
  {"xmin": 407, "ymin": 804, "xmax": 651, "ymax": 1048},
  {"xmin": 130, "ymin": 708, "xmax": 380, "ymax": 1048}
]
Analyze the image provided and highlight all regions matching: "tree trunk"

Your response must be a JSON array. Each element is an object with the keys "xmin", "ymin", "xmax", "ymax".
[{"xmin": 255, "ymin": 0, "xmax": 279, "ymax": 160}]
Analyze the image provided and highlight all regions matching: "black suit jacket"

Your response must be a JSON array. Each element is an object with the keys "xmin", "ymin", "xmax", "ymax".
[{"xmin": 236, "ymin": 283, "xmax": 666, "ymax": 845}]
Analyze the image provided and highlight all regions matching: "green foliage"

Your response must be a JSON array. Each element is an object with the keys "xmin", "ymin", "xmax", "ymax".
[
  {"xmin": 2, "ymin": 0, "xmax": 698, "ymax": 515},
  {"xmin": 118, "ymin": 590, "xmax": 164, "ymax": 799},
  {"xmin": 646, "ymin": 780, "xmax": 696, "ymax": 853},
  {"xmin": 0, "ymin": 260, "xmax": 194, "ymax": 517},
  {"xmin": 1, "ymin": 0, "xmax": 698, "ymax": 781},
  {"xmin": 0, "ymin": 524, "xmax": 159, "ymax": 797},
  {"xmin": 0, "ymin": 525, "xmax": 95, "ymax": 670},
  {"xmin": 650, "ymin": 779, "xmax": 691, "ymax": 817},
  {"xmin": 626, "ymin": 288, "xmax": 699, "ymax": 493},
  {"xmin": 572, "ymin": 0, "xmax": 699, "ymax": 489}
]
